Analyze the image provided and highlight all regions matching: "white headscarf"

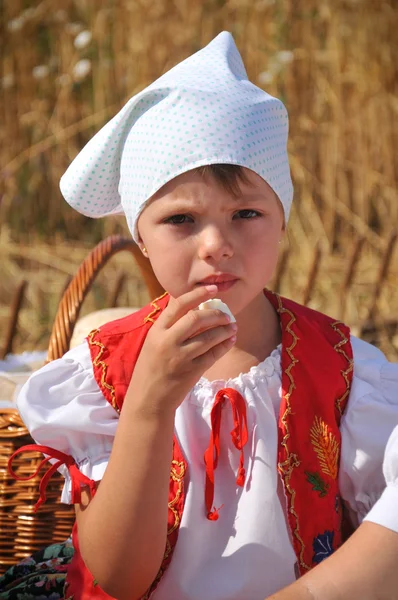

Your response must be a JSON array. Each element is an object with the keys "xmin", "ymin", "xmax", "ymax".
[{"xmin": 60, "ymin": 31, "xmax": 293, "ymax": 241}]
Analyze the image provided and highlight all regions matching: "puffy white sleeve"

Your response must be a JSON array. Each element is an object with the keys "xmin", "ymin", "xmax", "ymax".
[
  {"xmin": 16, "ymin": 342, "xmax": 118, "ymax": 504},
  {"xmin": 339, "ymin": 336, "xmax": 398, "ymax": 529},
  {"xmin": 363, "ymin": 426, "xmax": 398, "ymax": 532}
]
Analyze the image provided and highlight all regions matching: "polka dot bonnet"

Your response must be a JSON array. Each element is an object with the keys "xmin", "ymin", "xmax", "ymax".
[{"xmin": 60, "ymin": 31, "xmax": 293, "ymax": 241}]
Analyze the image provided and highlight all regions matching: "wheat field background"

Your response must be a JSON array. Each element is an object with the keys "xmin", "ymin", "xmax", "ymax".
[{"xmin": 1, "ymin": 0, "xmax": 397, "ymax": 359}]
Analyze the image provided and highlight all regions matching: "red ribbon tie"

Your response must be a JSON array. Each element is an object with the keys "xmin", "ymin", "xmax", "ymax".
[{"xmin": 204, "ymin": 388, "xmax": 248, "ymax": 521}]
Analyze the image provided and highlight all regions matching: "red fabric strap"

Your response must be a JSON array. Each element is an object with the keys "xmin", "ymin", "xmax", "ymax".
[
  {"xmin": 204, "ymin": 388, "xmax": 248, "ymax": 520},
  {"xmin": 8, "ymin": 444, "xmax": 97, "ymax": 511}
]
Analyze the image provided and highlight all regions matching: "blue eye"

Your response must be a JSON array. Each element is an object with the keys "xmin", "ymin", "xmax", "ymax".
[
  {"xmin": 164, "ymin": 214, "xmax": 194, "ymax": 225},
  {"xmin": 234, "ymin": 209, "xmax": 260, "ymax": 219}
]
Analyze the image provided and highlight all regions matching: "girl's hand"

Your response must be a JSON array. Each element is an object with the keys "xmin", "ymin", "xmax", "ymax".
[{"xmin": 127, "ymin": 285, "xmax": 237, "ymax": 416}]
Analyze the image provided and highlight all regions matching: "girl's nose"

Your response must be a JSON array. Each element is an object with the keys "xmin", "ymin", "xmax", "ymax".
[{"xmin": 197, "ymin": 226, "xmax": 234, "ymax": 261}]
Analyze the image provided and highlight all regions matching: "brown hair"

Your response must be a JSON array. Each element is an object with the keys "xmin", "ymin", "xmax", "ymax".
[
  {"xmin": 193, "ymin": 164, "xmax": 253, "ymax": 198},
  {"xmin": 194, "ymin": 163, "xmax": 284, "ymax": 223}
]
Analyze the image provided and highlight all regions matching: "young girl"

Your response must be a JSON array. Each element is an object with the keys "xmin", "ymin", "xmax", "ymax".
[{"xmin": 6, "ymin": 32, "xmax": 398, "ymax": 600}]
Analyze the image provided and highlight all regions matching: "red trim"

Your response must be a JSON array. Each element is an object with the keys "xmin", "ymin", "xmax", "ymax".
[{"xmin": 8, "ymin": 444, "xmax": 97, "ymax": 510}]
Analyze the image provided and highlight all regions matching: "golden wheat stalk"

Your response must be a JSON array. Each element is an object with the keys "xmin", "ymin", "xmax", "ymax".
[{"xmin": 310, "ymin": 416, "xmax": 339, "ymax": 480}]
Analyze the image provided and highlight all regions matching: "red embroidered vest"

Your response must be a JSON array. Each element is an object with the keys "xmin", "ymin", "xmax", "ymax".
[{"xmin": 10, "ymin": 290, "xmax": 353, "ymax": 599}]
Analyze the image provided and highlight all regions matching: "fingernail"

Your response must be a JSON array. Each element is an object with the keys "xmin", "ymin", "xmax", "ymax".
[
  {"xmin": 230, "ymin": 335, "xmax": 237, "ymax": 343},
  {"xmin": 205, "ymin": 285, "xmax": 218, "ymax": 293},
  {"xmin": 231, "ymin": 323, "xmax": 238, "ymax": 331}
]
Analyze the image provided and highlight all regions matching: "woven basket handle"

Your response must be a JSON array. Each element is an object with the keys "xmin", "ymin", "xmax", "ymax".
[{"xmin": 47, "ymin": 235, "xmax": 164, "ymax": 362}]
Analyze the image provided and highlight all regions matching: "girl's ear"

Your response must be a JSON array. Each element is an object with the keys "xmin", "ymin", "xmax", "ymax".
[
  {"xmin": 278, "ymin": 220, "xmax": 286, "ymax": 242},
  {"xmin": 279, "ymin": 220, "xmax": 287, "ymax": 245},
  {"xmin": 136, "ymin": 235, "xmax": 148, "ymax": 257}
]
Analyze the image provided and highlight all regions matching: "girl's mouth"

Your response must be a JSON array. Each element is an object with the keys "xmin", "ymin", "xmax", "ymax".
[
  {"xmin": 212, "ymin": 280, "xmax": 237, "ymax": 292},
  {"xmin": 197, "ymin": 274, "xmax": 238, "ymax": 292}
]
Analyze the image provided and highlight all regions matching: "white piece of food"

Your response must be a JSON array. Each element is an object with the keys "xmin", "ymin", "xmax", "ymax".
[{"xmin": 198, "ymin": 298, "xmax": 236, "ymax": 323}]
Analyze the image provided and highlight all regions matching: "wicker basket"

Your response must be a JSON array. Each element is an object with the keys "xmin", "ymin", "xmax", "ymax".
[{"xmin": 0, "ymin": 236, "xmax": 163, "ymax": 574}]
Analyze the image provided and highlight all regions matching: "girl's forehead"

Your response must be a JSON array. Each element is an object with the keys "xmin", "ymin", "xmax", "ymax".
[{"xmin": 149, "ymin": 168, "xmax": 277, "ymax": 205}]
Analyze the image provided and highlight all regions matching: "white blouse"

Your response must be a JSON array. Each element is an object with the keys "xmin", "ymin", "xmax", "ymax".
[{"xmin": 17, "ymin": 335, "xmax": 398, "ymax": 600}]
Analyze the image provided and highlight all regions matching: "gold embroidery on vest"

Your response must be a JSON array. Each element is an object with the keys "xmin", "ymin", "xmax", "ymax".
[
  {"xmin": 273, "ymin": 293, "xmax": 311, "ymax": 572},
  {"xmin": 141, "ymin": 457, "xmax": 186, "ymax": 600},
  {"xmin": 87, "ymin": 329, "xmax": 119, "ymax": 413},
  {"xmin": 330, "ymin": 321, "xmax": 354, "ymax": 415},
  {"xmin": 310, "ymin": 417, "xmax": 339, "ymax": 480},
  {"xmin": 144, "ymin": 292, "xmax": 168, "ymax": 324},
  {"xmin": 168, "ymin": 459, "xmax": 186, "ymax": 534}
]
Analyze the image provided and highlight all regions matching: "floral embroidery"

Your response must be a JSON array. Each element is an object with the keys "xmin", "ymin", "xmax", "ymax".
[
  {"xmin": 310, "ymin": 416, "xmax": 339, "ymax": 480},
  {"xmin": 312, "ymin": 530, "xmax": 335, "ymax": 564},
  {"xmin": 305, "ymin": 470, "xmax": 329, "ymax": 497}
]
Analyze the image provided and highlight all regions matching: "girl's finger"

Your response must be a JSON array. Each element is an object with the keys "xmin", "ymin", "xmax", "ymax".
[
  {"xmin": 159, "ymin": 285, "xmax": 219, "ymax": 329},
  {"xmin": 181, "ymin": 322, "xmax": 237, "ymax": 359},
  {"xmin": 170, "ymin": 307, "xmax": 232, "ymax": 344},
  {"xmin": 192, "ymin": 334, "xmax": 237, "ymax": 371}
]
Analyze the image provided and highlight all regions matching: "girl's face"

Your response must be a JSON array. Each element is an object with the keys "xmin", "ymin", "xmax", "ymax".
[{"xmin": 137, "ymin": 168, "xmax": 285, "ymax": 318}]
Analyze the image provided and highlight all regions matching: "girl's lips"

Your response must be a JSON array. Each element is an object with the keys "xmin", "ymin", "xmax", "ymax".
[
  {"xmin": 198, "ymin": 274, "xmax": 238, "ymax": 284},
  {"xmin": 197, "ymin": 279, "xmax": 238, "ymax": 292},
  {"xmin": 214, "ymin": 280, "xmax": 237, "ymax": 292}
]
